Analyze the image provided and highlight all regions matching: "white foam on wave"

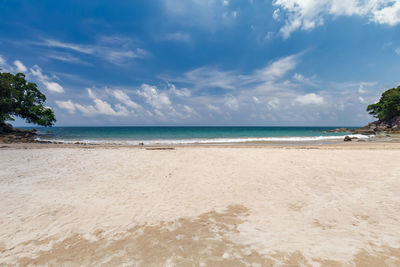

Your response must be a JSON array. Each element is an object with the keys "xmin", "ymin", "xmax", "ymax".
[{"xmin": 36, "ymin": 134, "xmax": 371, "ymax": 145}]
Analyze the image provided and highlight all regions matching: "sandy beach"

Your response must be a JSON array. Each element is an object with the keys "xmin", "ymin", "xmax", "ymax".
[{"xmin": 1, "ymin": 143, "xmax": 400, "ymax": 266}]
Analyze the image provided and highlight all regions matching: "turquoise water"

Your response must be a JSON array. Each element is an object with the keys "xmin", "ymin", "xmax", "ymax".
[{"xmin": 23, "ymin": 126, "xmax": 368, "ymax": 145}]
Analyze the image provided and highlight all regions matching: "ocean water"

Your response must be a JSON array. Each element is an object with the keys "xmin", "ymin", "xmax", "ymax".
[{"xmin": 23, "ymin": 126, "xmax": 370, "ymax": 145}]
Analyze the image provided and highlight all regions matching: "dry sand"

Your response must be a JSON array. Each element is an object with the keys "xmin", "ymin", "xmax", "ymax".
[{"xmin": 1, "ymin": 143, "xmax": 400, "ymax": 266}]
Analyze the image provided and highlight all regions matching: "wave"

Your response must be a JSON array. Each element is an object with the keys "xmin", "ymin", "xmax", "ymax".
[{"xmin": 36, "ymin": 134, "xmax": 371, "ymax": 145}]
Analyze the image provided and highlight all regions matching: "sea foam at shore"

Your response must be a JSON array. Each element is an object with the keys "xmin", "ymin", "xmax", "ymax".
[{"xmin": 28, "ymin": 126, "xmax": 370, "ymax": 145}]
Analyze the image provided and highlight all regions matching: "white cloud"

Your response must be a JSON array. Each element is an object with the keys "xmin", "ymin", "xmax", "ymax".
[
  {"xmin": 267, "ymin": 97, "xmax": 280, "ymax": 110},
  {"xmin": 255, "ymin": 55, "xmax": 298, "ymax": 81},
  {"xmin": 224, "ymin": 96, "xmax": 239, "ymax": 110},
  {"xmin": 167, "ymin": 54, "xmax": 299, "ymax": 93},
  {"xmin": 37, "ymin": 37, "xmax": 148, "ymax": 65},
  {"xmin": 295, "ymin": 93, "xmax": 324, "ymax": 105},
  {"xmin": 137, "ymin": 84, "xmax": 172, "ymax": 110},
  {"xmin": 395, "ymin": 48, "xmax": 400, "ymax": 55},
  {"xmin": 182, "ymin": 67, "xmax": 239, "ymax": 90},
  {"xmin": 56, "ymin": 100, "xmax": 76, "ymax": 114},
  {"xmin": 293, "ymin": 73, "xmax": 316, "ymax": 85},
  {"xmin": 57, "ymin": 89, "xmax": 130, "ymax": 117},
  {"xmin": 87, "ymin": 88, "xmax": 129, "ymax": 116},
  {"xmin": 45, "ymin": 82, "xmax": 64, "ymax": 94},
  {"xmin": 358, "ymin": 84, "xmax": 366, "ymax": 94},
  {"xmin": 273, "ymin": 0, "xmax": 400, "ymax": 38},
  {"xmin": 41, "ymin": 39, "xmax": 94, "ymax": 54},
  {"xmin": 94, "ymin": 98, "xmax": 129, "ymax": 116},
  {"xmin": 206, "ymin": 104, "xmax": 221, "ymax": 113},
  {"xmin": 0, "ymin": 55, "xmax": 5, "ymax": 65},
  {"xmin": 253, "ymin": 96, "xmax": 261, "ymax": 103},
  {"xmin": 110, "ymin": 89, "xmax": 142, "ymax": 110},
  {"xmin": 182, "ymin": 105, "xmax": 199, "ymax": 117},
  {"xmin": 13, "ymin": 60, "xmax": 27, "ymax": 72},
  {"xmin": 105, "ymin": 49, "xmax": 147, "ymax": 64},
  {"xmin": 30, "ymin": 65, "xmax": 64, "ymax": 93},
  {"xmin": 168, "ymin": 83, "xmax": 191, "ymax": 97},
  {"xmin": 273, "ymin": 8, "xmax": 281, "ymax": 20}
]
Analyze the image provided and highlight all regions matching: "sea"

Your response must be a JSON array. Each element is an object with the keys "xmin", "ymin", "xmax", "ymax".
[{"xmin": 22, "ymin": 126, "xmax": 371, "ymax": 145}]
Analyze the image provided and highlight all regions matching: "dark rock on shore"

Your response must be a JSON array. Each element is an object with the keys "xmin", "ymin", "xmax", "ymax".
[
  {"xmin": 350, "ymin": 116, "xmax": 400, "ymax": 135},
  {"xmin": 344, "ymin": 136, "xmax": 352, "ymax": 142},
  {"xmin": 343, "ymin": 136, "xmax": 359, "ymax": 142},
  {"xmin": 0, "ymin": 123, "xmax": 38, "ymax": 143}
]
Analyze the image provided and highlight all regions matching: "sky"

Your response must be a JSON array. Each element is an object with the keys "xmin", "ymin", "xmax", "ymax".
[{"xmin": 1, "ymin": 0, "xmax": 400, "ymax": 126}]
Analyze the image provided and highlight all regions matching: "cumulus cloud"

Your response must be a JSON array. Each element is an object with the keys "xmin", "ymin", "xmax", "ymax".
[
  {"xmin": 168, "ymin": 83, "xmax": 191, "ymax": 97},
  {"xmin": 54, "ymin": 51, "xmax": 381, "ymax": 125},
  {"xmin": 295, "ymin": 93, "xmax": 324, "ymax": 105},
  {"xmin": 55, "ymin": 100, "xmax": 76, "ymax": 114},
  {"xmin": 87, "ymin": 88, "xmax": 130, "ymax": 116},
  {"xmin": 30, "ymin": 65, "xmax": 64, "ymax": 93},
  {"xmin": 137, "ymin": 84, "xmax": 172, "ymax": 110},
  {"xmin": 273, "ymin": 0, "xmax": 400, "ymax": 38},
  {"xmin": 13, "ymin": 60, "xmax": 27, "ymax": 72},
  {"xmin": 57, "ymin": 89, "xmax": 130, "ymax": 117}
]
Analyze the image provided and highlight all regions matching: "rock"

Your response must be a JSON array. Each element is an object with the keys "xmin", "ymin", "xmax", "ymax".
[
  {"xmin": 353, "ymin": 116, "xmax": 400, "ymax": 134},
  {"xmin": 139, "ymin": 142, "xmax": 144, "ymax": 146},
  {"xmin": 0, "ymin": 123, "xmax": 38, "ymax": 143},
  {"xmin": 324, "ymin": 128, "xmax": 351, "ymax": 133},
  {"xmin": 0, "ymin": 123, "xmax": 14, "ymax": 133},
  {"xmin": 344, "ymin": 136, "xmax": 352, "ymax": 142},
  {"xmin": 350, "ymin": 127, "xmax": 376, "ymax": 135}
]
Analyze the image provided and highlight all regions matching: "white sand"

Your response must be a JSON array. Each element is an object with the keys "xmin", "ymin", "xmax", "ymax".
[{"xmin": 1, "ymin": 145, "xmax": 400, "ymax": 266}]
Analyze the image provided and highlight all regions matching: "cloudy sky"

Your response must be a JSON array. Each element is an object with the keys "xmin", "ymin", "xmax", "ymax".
[{"xmin": 1, "ymin": 0, "xmax": 400, "ymax": 126}]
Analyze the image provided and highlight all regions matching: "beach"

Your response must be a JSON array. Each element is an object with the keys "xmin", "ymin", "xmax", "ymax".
[{"xmin": 1, "ymin": 143, "xmax": 400, "ymax": 266}]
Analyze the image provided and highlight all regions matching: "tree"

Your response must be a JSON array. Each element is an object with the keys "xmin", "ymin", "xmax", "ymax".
[
  {"xmin": 0, "ymin": 72, "xmax": 56, "ymax": 126},
  {"xmin": 367, "ymin": 85, "xmax": 400, "ymax": 122}
]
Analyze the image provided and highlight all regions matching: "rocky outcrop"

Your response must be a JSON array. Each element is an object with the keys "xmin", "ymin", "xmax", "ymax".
[
  {"xmin": 351, "ymin": 116, "xmax": 400, "ymax": 135},
  {"xmin": 0, "ymin": 123, "xmax": 37, "ymax": 143},
  {"xmin": 323, "ymin": 128, "xmax": 352, "ymax": 133}
]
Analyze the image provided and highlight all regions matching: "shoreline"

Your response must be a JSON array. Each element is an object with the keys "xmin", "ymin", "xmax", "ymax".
[{"xmin": 2, "ymin": 138, "xmax": 400, "ymax": 150}]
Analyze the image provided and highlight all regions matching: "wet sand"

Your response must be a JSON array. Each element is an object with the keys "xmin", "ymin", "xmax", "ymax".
[{"xmin": 1, "ymin": 142, "xmax": 400, "ymax": 266}]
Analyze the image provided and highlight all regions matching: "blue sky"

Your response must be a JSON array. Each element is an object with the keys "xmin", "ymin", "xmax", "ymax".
[{"xmin": 1, "ymin": 0, "xmax": 400, "ymax": 126}]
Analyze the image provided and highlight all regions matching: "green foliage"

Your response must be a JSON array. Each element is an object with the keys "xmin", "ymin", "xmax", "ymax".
[
  {"xmin": 0, "ymin": 72, "xmax": 56, "ymax": 126},
  {"xmin": 367, "ymin": 86, "xmax": 400, "ymax": 121}
]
